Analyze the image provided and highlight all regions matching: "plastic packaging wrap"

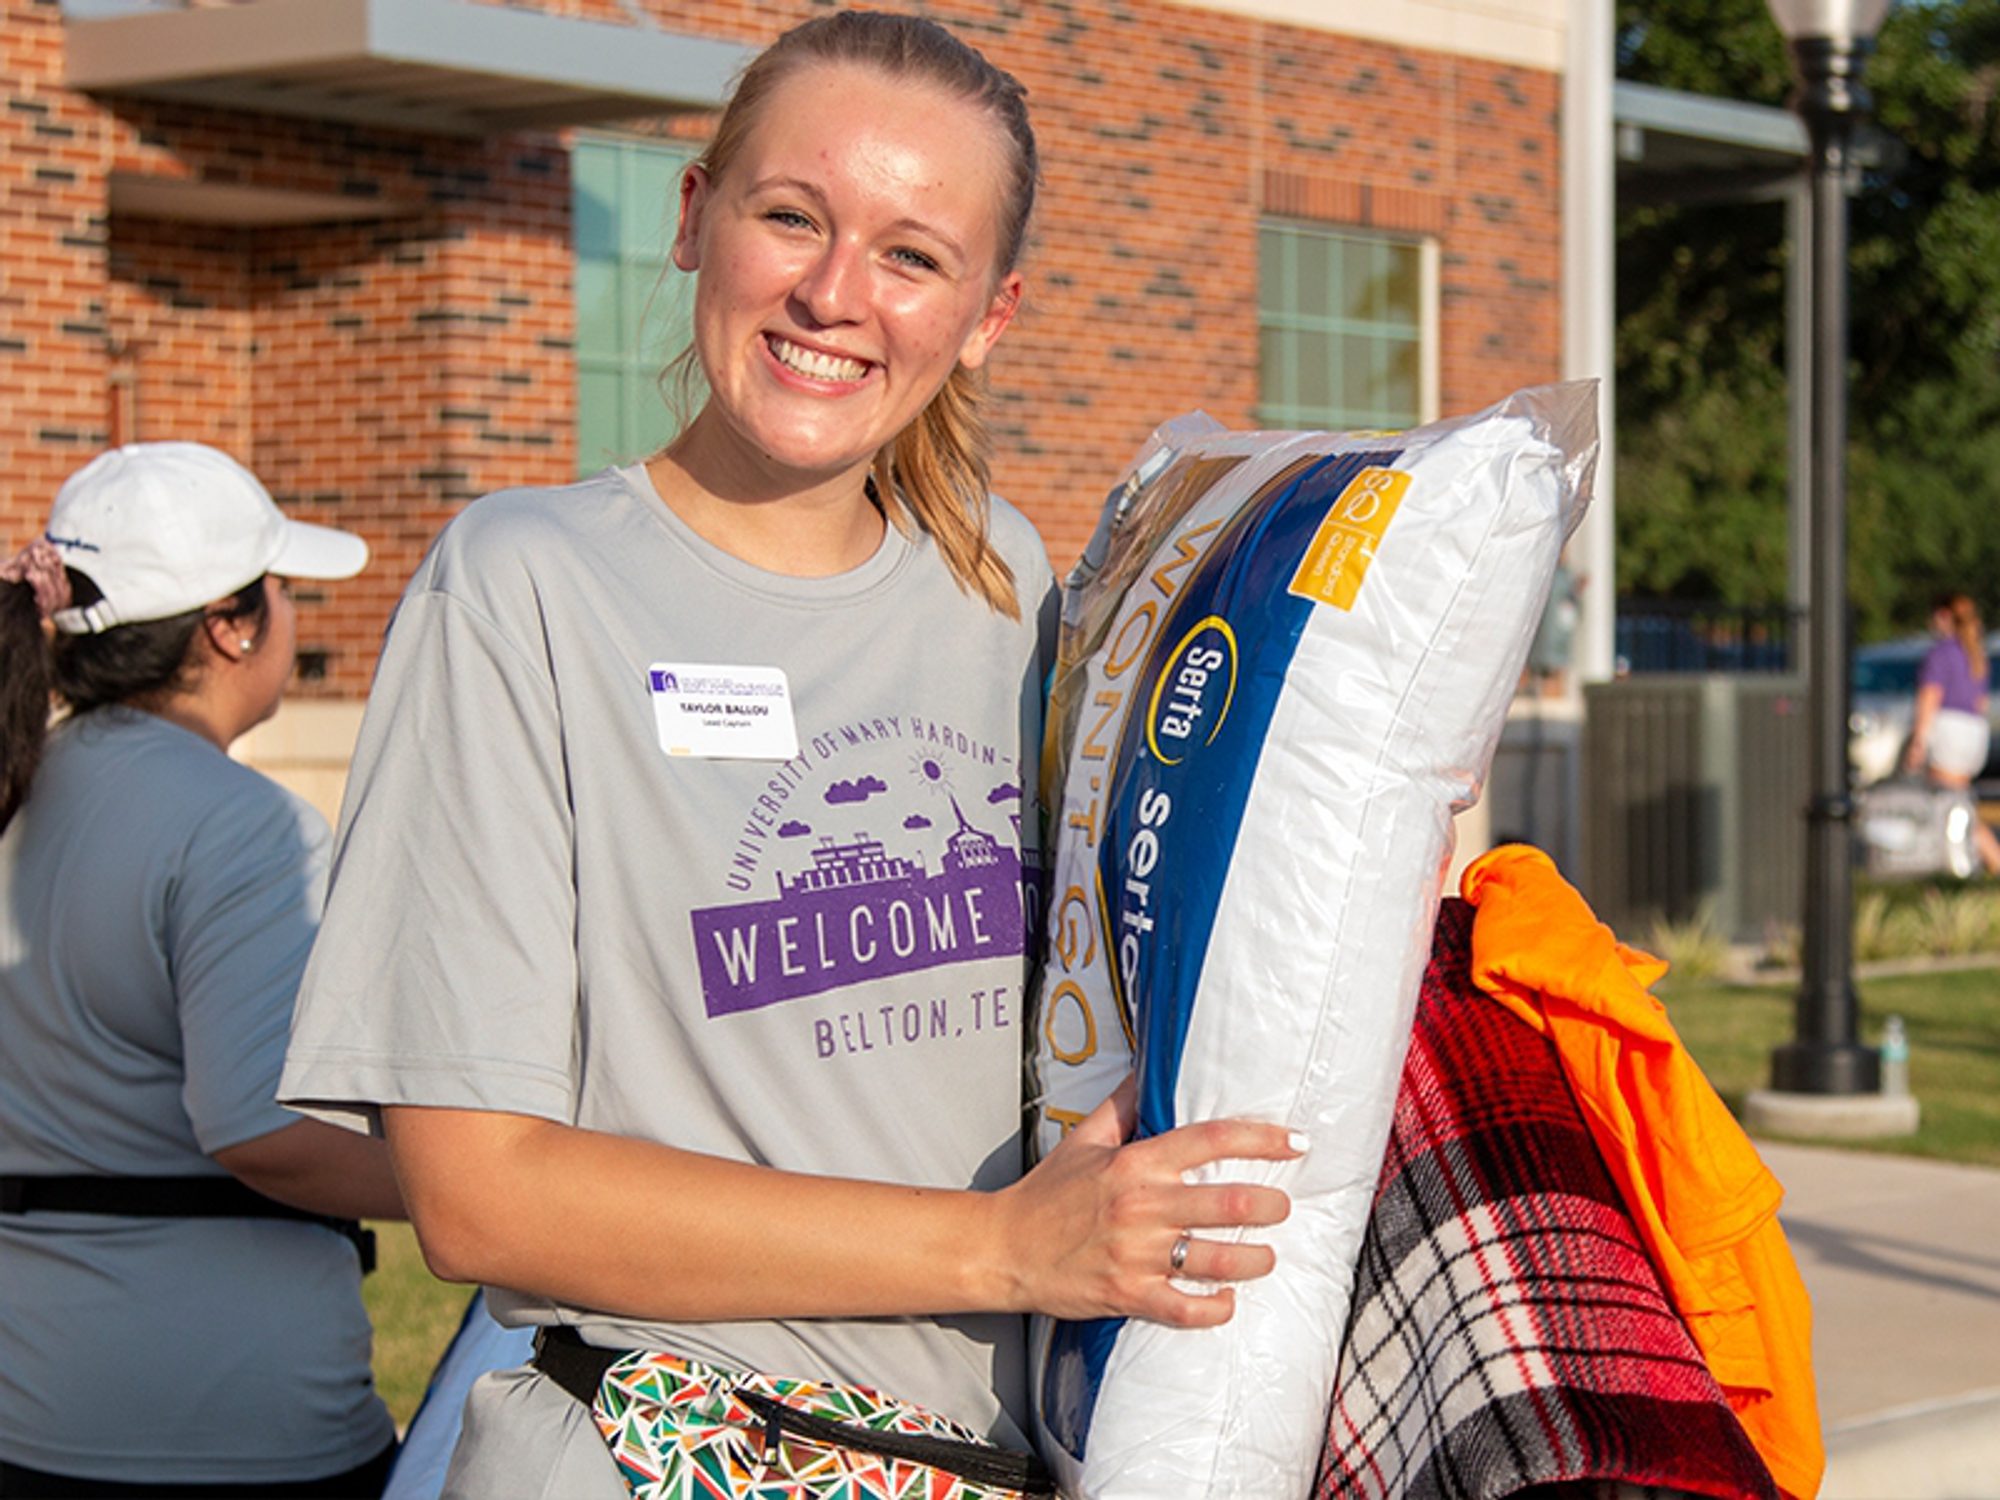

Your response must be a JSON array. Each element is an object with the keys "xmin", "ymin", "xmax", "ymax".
[{"xmin": 1026, "ymin": 381, "xmax": 1598, "ymax": 1498}]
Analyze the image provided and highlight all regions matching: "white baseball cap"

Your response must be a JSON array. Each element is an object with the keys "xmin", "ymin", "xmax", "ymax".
[{"xmin": 43, "ymin": 442, "xmax": 369, "ymax": 634}]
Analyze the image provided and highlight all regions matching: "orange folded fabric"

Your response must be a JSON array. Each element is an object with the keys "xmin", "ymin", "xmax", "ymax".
[{"xmin": 1460, "ymin": 843, "xmax": 1823, "ymax": 1500}]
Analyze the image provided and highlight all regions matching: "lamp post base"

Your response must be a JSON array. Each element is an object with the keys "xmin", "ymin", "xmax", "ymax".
[
  {"xmin": 1744, "ymin": 1086, "xmax": 1919, "ymax": 1141},
  {"xmin": 1770, "ymin": 1038, "xmax": 1880, "ymax": 1094}
]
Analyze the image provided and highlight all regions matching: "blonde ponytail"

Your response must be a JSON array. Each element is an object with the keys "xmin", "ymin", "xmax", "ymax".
[{"xmin": 873, "ymin": 366, "xmax": 1019, "ymax": 619}]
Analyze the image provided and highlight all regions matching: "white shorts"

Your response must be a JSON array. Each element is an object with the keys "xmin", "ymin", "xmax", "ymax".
[{"xmin": 1929, "ymin": 707, "xmax": 1991, "ymax": 780}]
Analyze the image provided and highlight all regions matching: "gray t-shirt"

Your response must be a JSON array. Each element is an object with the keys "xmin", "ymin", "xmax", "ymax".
[
  {"xmin": 0, "ymin": 709, "xmax": 393, "ymax": 1485},
  {"xmin": 281, "ymin": 467, "xmax": 1055, "ymax": 1454}
]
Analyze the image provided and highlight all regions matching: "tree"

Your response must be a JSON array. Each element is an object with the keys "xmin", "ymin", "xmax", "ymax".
[{"xmin": 1615, "ymin": 0, "xmax": 2000, "ymax": 639}]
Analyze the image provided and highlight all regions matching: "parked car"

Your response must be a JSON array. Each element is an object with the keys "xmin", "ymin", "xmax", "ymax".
[{"xmin": 1849, "ymin": 632, "xmax": 2000, "ymax": 786}]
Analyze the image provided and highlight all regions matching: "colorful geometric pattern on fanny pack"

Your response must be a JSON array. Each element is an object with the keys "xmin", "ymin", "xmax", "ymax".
[{"xmin": 591, "ymin": 1348, "xmax": 1026, "ymax": 1500}]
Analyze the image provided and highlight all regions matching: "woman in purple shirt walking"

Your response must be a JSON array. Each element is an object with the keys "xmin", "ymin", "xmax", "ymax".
[{"xmin": 1904, "ymin": 591, "xmax": 2000, "ymax": 874}]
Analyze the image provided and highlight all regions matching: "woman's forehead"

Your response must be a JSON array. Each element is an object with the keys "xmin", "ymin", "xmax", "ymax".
[{"xmin": 732, "ymin": 63, "xmax": 1011, "ymax": 203}]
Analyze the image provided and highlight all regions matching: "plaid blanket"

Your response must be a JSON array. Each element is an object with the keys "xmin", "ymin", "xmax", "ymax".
[{"xmin": 1315, "ymin": 899, "xmax": 1778, "ymax": 1500}]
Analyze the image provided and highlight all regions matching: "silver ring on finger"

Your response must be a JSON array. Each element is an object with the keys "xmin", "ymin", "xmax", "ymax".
[{"xmin": 1169, "ymin": 1232, "xmax": 1191, "ymax": 1275}]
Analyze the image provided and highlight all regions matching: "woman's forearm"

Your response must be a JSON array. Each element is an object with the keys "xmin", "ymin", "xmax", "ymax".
[
  {"xmin": 384, "ymin": 1094, "xmax": 1296, "ymax": 1329},
  {"xmin": 386, "ymin": 1105, "xmax": 1006, "ymax": 1320},
  {"xmin": 214, "ymin": 1117, "xmax": 407, "ymax": 1221}
]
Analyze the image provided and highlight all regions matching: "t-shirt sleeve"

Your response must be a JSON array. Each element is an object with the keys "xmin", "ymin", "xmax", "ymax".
[
  {"xmin": 172, "ymin": 787, "xmax": 332, "ymax": 1155},
  {"xmin": 1918, "ymin": 640, "xmax": 1952, "ymax": 692},
  {"xmin": 279, "ymin": 584, "xmax": 581, "ymax": 1134}
]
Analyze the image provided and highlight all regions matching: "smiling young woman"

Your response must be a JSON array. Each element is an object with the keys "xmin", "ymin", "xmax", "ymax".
[{"xmin": 278, "ymin": 14, "xmax": 1298, "ymax": 1499}]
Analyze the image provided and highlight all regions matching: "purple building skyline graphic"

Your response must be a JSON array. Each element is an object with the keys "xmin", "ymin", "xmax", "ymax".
[{"xmin": 692, "ymin": 799, "xmax": 1025, "ymax": 1017}]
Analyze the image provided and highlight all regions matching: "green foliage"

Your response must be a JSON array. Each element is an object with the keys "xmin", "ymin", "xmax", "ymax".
[
  {"xmin": 1642, "ymin": 899, "xmax": 1734, "ymax": 980},
  {"xmin": 1615, "ymin": 0, "xmax": 2000, "ymax": 638},
  {"xmin": 1667, "ymin": 964, "xmax": 2000, "ymax": 1165}
]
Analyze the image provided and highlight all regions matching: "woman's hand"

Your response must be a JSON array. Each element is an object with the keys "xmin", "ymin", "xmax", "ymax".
[{"xmin": 991, "ymin": 1077, "xmax": 1301, "ymax": 1328}]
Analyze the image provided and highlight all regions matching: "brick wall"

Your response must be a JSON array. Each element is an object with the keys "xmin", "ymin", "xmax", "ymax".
[
  {"xmin": 1, "ymin": 0, "xmax": 111, "ymax": 542},
  {"xmin": 2, "ymin": 0, "xmax": 1562, "ymax": 690}
]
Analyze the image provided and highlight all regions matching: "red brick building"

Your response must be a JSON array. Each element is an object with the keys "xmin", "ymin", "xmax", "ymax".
[{"xmin": 2, "ymin": 0, "xmax": 1568, "ymax": 808}]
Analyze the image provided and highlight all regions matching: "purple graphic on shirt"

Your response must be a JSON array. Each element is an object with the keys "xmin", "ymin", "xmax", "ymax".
[{"xmin": 691, "ymin": 797, "xmax": 1025, "ymax": 1017}]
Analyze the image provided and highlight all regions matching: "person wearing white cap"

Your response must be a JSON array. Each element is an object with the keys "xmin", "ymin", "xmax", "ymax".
[{"xmin": 0, "ymin": 443, "xmax": 403, "ymax": 1497}]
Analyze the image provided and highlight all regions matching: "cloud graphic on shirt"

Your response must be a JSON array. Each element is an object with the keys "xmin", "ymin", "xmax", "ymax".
[
  {"xmin": 778, "ymin": 820, "xmax": 812, "ymax": 838},
  {"xmin": 825, "ymin": 775, "xmax": 888, "ymax": 805},
  {"xmin": 903, "ymin": 813, "xmax": 933, "ymax": 830},
  {"xmin": 988, "ymin": 782, "xmax": 1021, "ymax": 804}
]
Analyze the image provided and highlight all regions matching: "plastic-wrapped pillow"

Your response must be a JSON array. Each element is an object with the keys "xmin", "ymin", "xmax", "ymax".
[{"xmin": 1026, "ymin": 382, "xmax": 1598, "ymax": 1499}]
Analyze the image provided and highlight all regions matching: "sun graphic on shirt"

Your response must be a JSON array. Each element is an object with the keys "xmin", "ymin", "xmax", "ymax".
[{"xmin": 909, "ymin": 751, "xmax": 955, "ymax": 798}]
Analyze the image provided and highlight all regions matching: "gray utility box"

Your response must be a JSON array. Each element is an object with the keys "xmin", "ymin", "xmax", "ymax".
[{"xmin": 1581, "ymin": 675, "xmax": 1809, "ymax": 943}]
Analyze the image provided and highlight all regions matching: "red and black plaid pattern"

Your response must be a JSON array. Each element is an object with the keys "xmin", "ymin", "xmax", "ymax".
[{"xmin": 1315, "ymin": 900, "xmax": 1778, "ymax": 1500}]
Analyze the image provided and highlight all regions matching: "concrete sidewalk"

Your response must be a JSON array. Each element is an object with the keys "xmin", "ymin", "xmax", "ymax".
[{"xmin": 1758, "ymin": 1142, "xmax": 2000, "ymax": 1499}]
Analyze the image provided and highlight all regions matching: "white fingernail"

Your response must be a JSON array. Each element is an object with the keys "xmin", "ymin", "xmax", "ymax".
[{"xmin": 1288, "ymin": 1131, "xmax": 1311, "ymax": 1154}]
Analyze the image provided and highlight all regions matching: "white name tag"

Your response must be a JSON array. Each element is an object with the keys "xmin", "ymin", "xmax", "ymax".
[{"xmin": 647, "ymin": 662, "xmax": 799, "ymax": 761}]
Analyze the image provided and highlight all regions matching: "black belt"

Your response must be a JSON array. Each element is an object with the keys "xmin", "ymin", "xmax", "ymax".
[
  {"xmin": 531, "ymin": 1326, "xmax": 1055, "ymax": 1495},
  {"xmin": 0, "ymin": 1173, "xmax": 375, "ymax": 1274}
]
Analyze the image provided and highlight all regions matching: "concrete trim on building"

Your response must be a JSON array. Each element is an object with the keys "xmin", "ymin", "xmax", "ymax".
[
  {"xmin": 1165, "ymin": 0, "xmax": 1566, "ymax": 71},
  {"xmin": 107, "ymin": 172, "xmax": 425, "ymax": 226},
  {"xmin": 64, "ymin": 0, "xmax": 753, "ymax": 136}
]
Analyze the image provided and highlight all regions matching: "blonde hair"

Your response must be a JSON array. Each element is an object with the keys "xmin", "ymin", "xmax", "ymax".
[
  {"xmin": 668, "ymin": 11, "xmax": 1038, "ymax": 618},
  {"xmin": 1939, "ymin": 592, "xmax": 1988, "ymax": 684}
]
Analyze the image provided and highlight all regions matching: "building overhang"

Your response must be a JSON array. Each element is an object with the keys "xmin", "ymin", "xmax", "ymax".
[
  {"xmin": 64, "ymin": 0, "xmax": 752, "ymax": 138},
  {"xmin": 1614, "ymin": 80, "xmax": 1809, "ymax": 206}
]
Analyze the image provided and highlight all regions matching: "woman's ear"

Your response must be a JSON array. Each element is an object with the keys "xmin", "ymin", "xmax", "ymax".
[
  {"xmin": 957, "ymin": 271, "xmax": 1023, "ymax": 372},
  {"xmin": 201, "ymin": 609, "xmax": 252, "ymax": 662},
  {"xmin": 672, "ymin": 164, "xmax": 712, "ymax": 275}
]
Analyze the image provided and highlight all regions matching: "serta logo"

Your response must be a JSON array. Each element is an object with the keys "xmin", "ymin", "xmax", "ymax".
[{"xmin": 1145, "ymin": 615, "xmax": 1237, "ymax": 766}]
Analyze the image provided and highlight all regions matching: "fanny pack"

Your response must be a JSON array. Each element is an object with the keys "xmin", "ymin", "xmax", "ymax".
[
  {"xmin": 533, "ymin": 1326, "xmax": 1056, "ymax": 1500},
  {"xmin": 0, "ymin": 1173, "xmax": 375, "ymax": 1274}
]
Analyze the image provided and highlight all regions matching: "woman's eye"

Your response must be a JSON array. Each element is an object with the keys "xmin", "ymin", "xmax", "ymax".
[
  {"xmin": 766, "ymin": 208, "xmax": 815, "ymax": 230},
  {"xmin": 890, "ymin": 247, "xmax": 940, "ymax": 273}
]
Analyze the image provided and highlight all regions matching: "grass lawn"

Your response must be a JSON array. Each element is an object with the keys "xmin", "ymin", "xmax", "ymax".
[
  {"xmin": 362, "ymin": 1223, "xmax": 474, "ymax": 1430},
  {"xmin": 1660, "ymin": 963, "xmax": 2000, "ymax": 1168}
]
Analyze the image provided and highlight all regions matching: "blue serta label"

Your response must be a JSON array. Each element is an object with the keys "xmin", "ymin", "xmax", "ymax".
[{"xmin": 1041, "ymin": 446, "xmax": 1401, "ymax": 1459}]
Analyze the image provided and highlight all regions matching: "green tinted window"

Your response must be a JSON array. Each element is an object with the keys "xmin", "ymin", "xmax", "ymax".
[
  {"xmin": 1257, "ymin": 221, "xmax": 1424, "ymax": 432},
  {"xmin": 573, "ymin": 136, "xmax": 699, "ymax": 475}
]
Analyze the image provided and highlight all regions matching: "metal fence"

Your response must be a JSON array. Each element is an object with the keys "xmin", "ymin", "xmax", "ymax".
[{"xmin": 1615, "ymin": 601, "xmax": 1802, "ymax": 675}]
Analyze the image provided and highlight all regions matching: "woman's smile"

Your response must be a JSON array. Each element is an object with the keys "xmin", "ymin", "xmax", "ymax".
[{"xmin": 764, "ymin": 332, "xmax": 873, "ymax": 386}]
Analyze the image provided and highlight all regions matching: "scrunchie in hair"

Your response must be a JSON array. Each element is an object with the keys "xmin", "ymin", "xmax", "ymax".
[{"xmin": 1, "ymin": 538, "xmax": 74, "ymax": 620}]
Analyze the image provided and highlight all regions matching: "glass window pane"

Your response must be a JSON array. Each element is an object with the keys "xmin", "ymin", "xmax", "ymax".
[
  {"xmin": 1259, "ymin": 325, "xmax": 1292, "ymax": 409},
  {"xmin": 1383, "ymin": 244, "xmax": 1419, "ymax": 326},
  {"xmin": 572, "ymin": 144, "xmax": 619, "ymax": 254},
  {"xmin": 1258, "ymin": 226, "xmax": 1285, "ymax": 314},
  {"xmin": 1383, "ymin": 339, "xmax": 1420, "ymax": 420},
  {"xmin": 1343, "ymin": 335, "xmax": 1381, "ymax": 417},
  {"xmin": 1295, "ymin": 230, "xmax": 1333, "ymax": 321},
  {"xmin": 575, "ymin": 256, "xmax": 622, "ymax": 361},
  {"xmin": 1259, "ymin": 220, "xmax": 1428, "ymax": 431},
  {"xmin": 627, "ymin": 365, "xmax": 674, "ymax": 461},
  {"xmin": 1296, "ymin": 328, "xmax": 1334, "ymax": 412},
  {"xmin": 634, "ymin": 265, "xmax": 694, "ymax": 368},
  {"xmin": 624, "ymin": 151, "xmax": 688, "ymax": 258},
  {"xmin": 577, "ymin": 367, "xmax": 625, "ymax": 473},
  {"xmin": 576, "ymin": 137, "xmax": 701, "ymax": 476},
  {"xmin": 1336, "ymin": 237, "xmax": 1369, "ymax": 322}
]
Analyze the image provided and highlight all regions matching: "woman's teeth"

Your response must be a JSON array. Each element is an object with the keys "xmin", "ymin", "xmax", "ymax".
[{"xmin": 770, "ymin": 337, "xmax": 868, "ymax": 382}]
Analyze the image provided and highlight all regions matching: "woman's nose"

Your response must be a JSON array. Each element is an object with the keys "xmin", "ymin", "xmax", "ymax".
[{"xmin": 793, "ymin": 240, "xmax": 867, "ymax": 326}]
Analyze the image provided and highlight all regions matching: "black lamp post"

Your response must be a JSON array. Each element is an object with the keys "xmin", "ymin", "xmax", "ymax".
[{"xmin": 1767, "ymin": 0, "xmax": 1892, "ymax": 1095}]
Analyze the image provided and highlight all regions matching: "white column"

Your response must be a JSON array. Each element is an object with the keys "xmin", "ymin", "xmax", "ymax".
[{"xmin": 1563, "ymin": 0, "xmax": 1618, "ymax": 683}]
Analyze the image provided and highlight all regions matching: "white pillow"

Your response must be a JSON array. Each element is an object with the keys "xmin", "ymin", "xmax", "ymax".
[{"xmin": 1026, "ymin": 382, "xmax": 1598, "ymax": 1499}]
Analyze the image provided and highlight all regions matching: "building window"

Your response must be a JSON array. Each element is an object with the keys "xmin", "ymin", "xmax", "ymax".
[
  {"xmin": 573, "ymin": 135, "xmax": 698, "ymax": 475},
  {"xmin": 1257, "ymin": 221, "xmax": 1435, "ymax": 432}
]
